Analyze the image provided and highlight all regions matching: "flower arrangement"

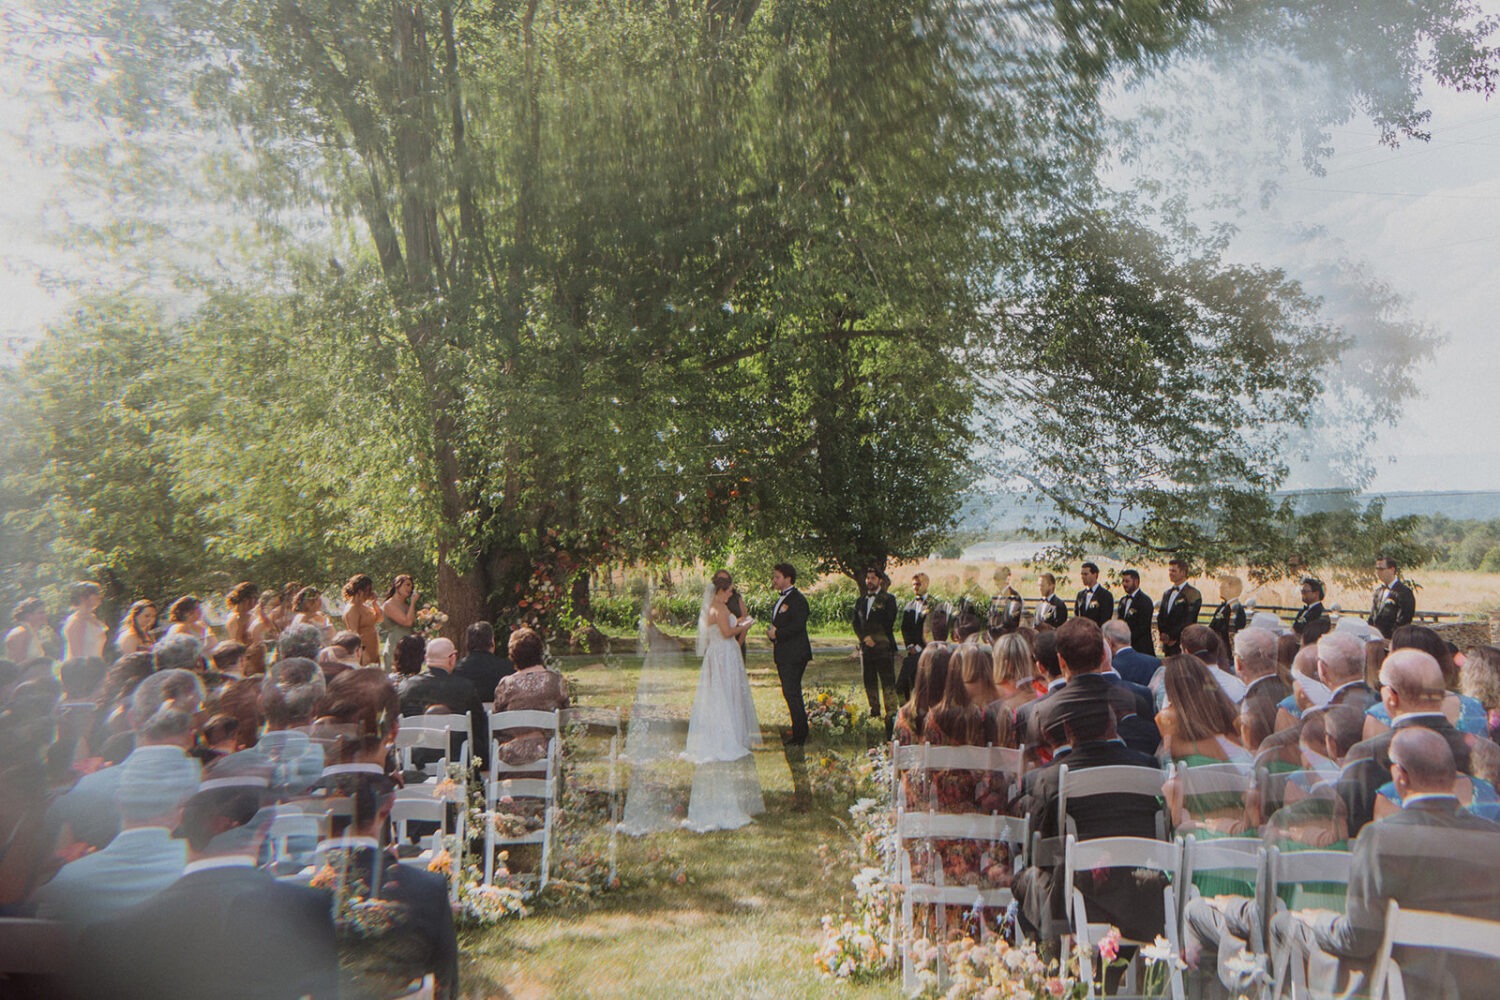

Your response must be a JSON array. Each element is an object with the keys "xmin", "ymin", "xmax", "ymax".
[
  {"xmin": 815, "ymin": 914, "xmax": 890, "ymax": 981},
  {"xmin": 806, "ymin": 685, "xmax": 864, "ymax": 735},
  {"xmin": 414, "ymin": 605, "xmax": 448, "ymax": 640},
  {"xmin": 909, "ymin": 934, "xmax": 1075, "ymax": 998},
  {"xmin": 459, "ymin": 880, "xmax": 530, "ymax": 923}
]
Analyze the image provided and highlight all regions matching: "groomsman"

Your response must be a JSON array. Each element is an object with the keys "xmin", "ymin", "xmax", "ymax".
[
  {"xmin": 1158, "ymin": 559, "xmax": 1202, "ymax": 657},
  {"xmin": 1074, "ymin": 562, "xmax": 1112, "ymax": 627},
  {"xmin": 852, "ymin": 568, "xmax": 899, "ymax": 723},
  {"xmin": 895, "ymin": 574, "xmax": 930, "ymax": 702},
  {"xmin": 1033, "ymin": 573, "xmax": 1068, "ymax": 628},
  {"xmin": 1368, "ymin": 556, "xmax": 1416, "ymax": 639},
  {"xmin": 1293, "ymin": 577, "xmax": 1326, "ymax": 638},
  {"xmin": 1115, "ymin": 569, "xmax": 1155, "ymax": 655}
]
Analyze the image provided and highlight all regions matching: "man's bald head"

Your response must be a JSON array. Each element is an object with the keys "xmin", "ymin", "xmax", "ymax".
[
  {"xmin": 1389, "ymin": 726, "xmax": 1457, "ymax": 794},
  {"xmin": 1291, "ymin": 643, "xmax": 1320, "ymax": 680},
  {"xmin": 1379, "ymin": 649, "xmax": 1447, "ymax": 711},
  {"xmin": 1102, "ymin": 620, "xmax": 1130, "ymax": 649},
  {"xmin": 1317, "ymin": 632, "xmax": 1366, "ymax": 685}
]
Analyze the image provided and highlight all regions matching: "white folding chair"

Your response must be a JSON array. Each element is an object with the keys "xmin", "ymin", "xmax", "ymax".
[
  {"xmin": 1369, "ymin": 901, "xmax": 1500, "ymax": 1000},
  {"xmin": 1172, "ymin": 762, "xmax": 1254, "ymax": 832},
  {"xmin": 1064, "ymin": 834, "xmax": 1186, "ymax": 1000},
  {"xmin": 395, "ymin": 713, "xmax": 472, "ymax": 777},
  {"xmin": 488, "ymin": 709, "xmax": 560, "ymax": 776},
  {"xmin": 1266, "ymin": 847, "xmax": 1353, "ymax": 998},
  {"xmin": 483, "ymin": 735, "xmax": 558, "ymax": 887},
  {"xmin": 1058, "ymin": 763, "xmax": 1172, "ymax": 842},
  {"xmin": 894, "ymin": 808, "xmax": 1029, "ymax": 994},
  {"xmin": 1180, "ymin": 835, "xmax": 1268, "ymax": 979},
  {"xmin": 267, "ymin": 810, "xmax": 323, "ymax": 867}
]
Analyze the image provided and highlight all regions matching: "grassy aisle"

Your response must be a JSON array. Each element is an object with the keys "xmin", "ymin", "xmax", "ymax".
[{"xmin": 459, "ymin": 649, "xmax": 902, "ymax": 999}]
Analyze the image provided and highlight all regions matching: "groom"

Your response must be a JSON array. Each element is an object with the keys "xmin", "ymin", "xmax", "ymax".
[{"xmin": 768, "ymin": 562, "xmax": 812, "ymax": 746}]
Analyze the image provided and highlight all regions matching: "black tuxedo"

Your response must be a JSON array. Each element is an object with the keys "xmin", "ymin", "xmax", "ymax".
[
  {"xmin": 1116, "ymin": 589, "xmax": 1156, "ymax": 655},
  {"xmin": 1208, "ymin": 599, "xmax": 1246, "ymax": 649},
  {"xmin": 1314, "ymin": 797, "xmax": 1500, "ymax": 998},
  {"xmin": 77, "ymin": 863, "xmax": 337, "ymax": 1000},
  {"xmin": 771, "ymin": 587, "xmax": 812, "ymax": 743},
  {"xmin": 1074, "ymin": 584, "xmax": 1112, "ymax": 627},
  {"xmin": 1158, "ymin": 582, "xmax": 1202, "ymax": 656},
  {"xmin": 895, "ymin": 596, "xmax": 929, "ymax": 701},
  {"xmin": 1292, "ymin": 601, "xmax": 1325, "ymax": 638},
  {"xmin": 1014, "ymin": 739, "xmax": 1165, "ymax": 942},
  {"xmin": 1368, "ymin": 579, "xmax": 1416, "ymax": 639},
  {"xmin": 1338, "ymin": 714, "xmax": 1490, "ymax": 836},
  {"xmin": 852, "ymin": 590, "xmax": 899, "ymax": 718},
  {"xmin": 1034, "ymin": 594, "xmax": 1068, "ymax": 628}
]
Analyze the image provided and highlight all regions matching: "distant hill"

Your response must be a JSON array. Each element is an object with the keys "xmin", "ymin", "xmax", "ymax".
[{"xmin": 957, "ymin": 489, "xmax": 1500, "ymax": 534}]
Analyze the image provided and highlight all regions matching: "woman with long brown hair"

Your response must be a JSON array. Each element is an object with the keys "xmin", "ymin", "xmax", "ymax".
[
  {"xmin": 223, "ymin": 582, "xmax": 266, "ymax": 676},
  {"xmin": 893, "ymin": 643, "xmax": 951, "ymax": 746},
  {"xmin": 115, "ymin": 600, "xmax": 158, "ymax": 656},
  {"xmin": 379, "ymin": 574, "xmax": 418, "ymax": 670}
]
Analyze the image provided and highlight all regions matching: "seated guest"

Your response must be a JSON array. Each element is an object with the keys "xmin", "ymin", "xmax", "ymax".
[
  {"xmin": 46, "ymin": 669, "xmax": 204, "ymax": 852},
  {"xmin": 1363, "ymin": 624, "xmax": 1487, "ymax": 739},
  {"xmin": 306, "ymin": 772, "xmax": 458, "ymax": 999},
  {"xmin": 954, "ymin": 644, "xmax": 1001, "ymax": 719},
  {"xmin": 1032, "ymin": 617, "xmax": 1159, "ymax": 757},
  {"xmin": 1103, "ymin": 619, "xmax": 1159, "ymax": 687},
  {"xmin": 277, "ymin": 621, "xmax": 325, "ymax": 663},
  {"xmin": 1460, "ymin": 644, "xmax": 1500, "ymax": 741},
  {"xmin": 256, "ymin": 657, "xmax": 327, "ymax": 796},
  {"xmin": 76, "ymin": 760, "xmax": 338, "ymax": 1000},
  {"xmin": 397, "ymin": 636, "xmax": 488, "ymax": 771},
  {"xmin": 983, "ymin": 632, "xmax": 1035, "ymax": 746},
  {"xmin": 490, "ymin": 628, "xmax": 569, "ymax": 768},
  {"xmin": 32, "ymin": 749, "xmax": 199, "ymax": 934},
  {"xmin": 312, "ymin": 667, "xmax": 401, "ymax": 773},
  {"xmin": 1338, "ymin": 649, "xmax": 1499, "ymax": 837},
  {"xmin": 1271, "ymin": 728, "xmax": 1500, "ymax": 999},
  {"xmin": 1014, "ymin": 631, "xmax": 1064, "ymax": 756},
  {"xmin": 1319, "ymin": 632, "xmax": 1380, "ymax": 713},
  {"xmin": 316, "ymin": 631, "xmax": 363, "ymax": 682},
  {"xmin": 211, "ymin": 640, "xmax": 248, "ymax": 679},
  {"xmin": 893, "ymin": 643, "xmax": 951, "ymax": 746},
  {"xmin": 1157, "ymin": 655, "xmax": 1249, "ymax": 835},
  {"xmin": 152, "ymin": 631, "xmax": 204, "ymax": 675},
  {"xmin": 390, "ymin": 633, "xmax": 426, "ymax": 685},
  {"xmin": 1013, "ymin": 696, "xmax": 1164, "ymax": 946},
  {"xmin": 1273, "ymin": 643, "xmax": 1328, "ymax": 732},
  {"xmin": 923, "ymin": 652, "xmax": 989, "ymax": 750},
  {"xmin": 456, "ymin": 621, "xmax": 514, "ymax": 703},
  {"xmin": 1182, "ymin": 624, "xmax": 1247, "ymax": 702},
  {"xmin": 1235, "ymin": 627, "xmax": 1292, "ymax": 709}
]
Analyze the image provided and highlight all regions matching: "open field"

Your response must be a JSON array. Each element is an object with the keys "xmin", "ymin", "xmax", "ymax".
[{"xmin": 460, "ymin": 651, "xmax": 897, "ymax": 999}]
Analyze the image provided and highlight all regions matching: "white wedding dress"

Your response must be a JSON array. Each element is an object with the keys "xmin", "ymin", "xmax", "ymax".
[{"xmin": 681, "ymin": 608, "xmax": 764, "ymax": 832}]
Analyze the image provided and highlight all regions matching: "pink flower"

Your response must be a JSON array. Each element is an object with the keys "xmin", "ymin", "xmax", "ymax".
[
  {"xmin": 1046, "ymin": 977, "xmax": 1065, "ymax": 997},
  {"xmin": 1098, "ymin": 927, "xmax": 1120, "ymax": 963}
]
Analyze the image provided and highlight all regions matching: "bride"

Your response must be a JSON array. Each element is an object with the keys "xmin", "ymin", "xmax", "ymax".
[{"xmin": 682, "ymin": 570, "xmax": 764, "ymax": 831}]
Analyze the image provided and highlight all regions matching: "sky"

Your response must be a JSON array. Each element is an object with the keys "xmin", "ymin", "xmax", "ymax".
[{"xmin": 2, "ymin": 14, "xmax": 1499, "ymax": 494}]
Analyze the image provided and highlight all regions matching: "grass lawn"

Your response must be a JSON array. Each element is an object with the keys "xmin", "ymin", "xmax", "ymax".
[{"xmin": 459, "ymin": 648, "xmax": 902, "ymax": 999}]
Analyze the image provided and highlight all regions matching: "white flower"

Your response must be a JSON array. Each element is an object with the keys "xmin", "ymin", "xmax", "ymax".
[
  {"xmin": 1140, "ymin": 935, "xmax": 1177, "ymax": 965},
  {"xmin": 1224, "ymin": 949, "xmax": 1263, "ymax": 977}
]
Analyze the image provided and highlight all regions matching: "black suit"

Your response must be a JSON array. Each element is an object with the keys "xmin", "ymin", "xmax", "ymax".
[
  {"xmin": 1034, "ymin": 594, "xmax": 1068, "ymax": 628},
  {"xmin": 1158, "ymin": 582, "xmax": 1202, "ymax": 656},
  {"xmin": 1292, "ymin": 601, "xmax": 1325, "ymax": 638},
  {"xmin": 1312, "ymin": 797, "xmax": 1500, "ymax": 998},
  {"xmin": 454, "ymin": 650, "xmax": 513, "ymax": 702},
  {"xmin": 1368, "ymin": 579, "xmax": 1416, "ymax": 639},
  {"xmin": 1014, "ymin": 740, "xmax": 1165, "ymax": 943},
  {"xmin": 1074, "ymin": 584, "xmax": 1112, "ymax": 627},
  {"xmin": 331, "ymin": 846, "xmax": 459, "ymax": 1000},
  {"xmin": 1116, "ymin": 589, "xmax": 1156, "ymax": 655},
  {"xmin": 895, "ymin": 596, "xmax": 929, "ymax": 701},
  {"xmin": 398, "ymin": 669, "xmax": 490, "ymax": 771},
  {"xmin": 1338, "ymin": 714, "xmax": 1488, "ymax": 836},
  {"xmin": 771, "ymin": 587, "xmax": 813, "ymax": 743},
  {"xmin": 1208, "ymin": 599, "xmax": 1246, "ymax": 649},
  {"xmin": 77, "ymin": 863, "xmax": 337, "ymax": 1000},
  {"xmin": 852, "ymin": 589, "xmax": 899, "ymax": 718},
  {"xmin": 1031, "ymin": 673, "xmax": 1160, "ymax": 756}
]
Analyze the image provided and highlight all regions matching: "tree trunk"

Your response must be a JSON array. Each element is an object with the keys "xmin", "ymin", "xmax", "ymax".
[{"xmin": 570, "ymin": 569, "xmax": 591, "ymax": 622}]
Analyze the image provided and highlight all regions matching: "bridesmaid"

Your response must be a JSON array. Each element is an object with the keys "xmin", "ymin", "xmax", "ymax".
[
  {"xmin": 379, "ymin": 574, "xmax": 418, "ymax": 669},
  {"xmin": 224, "ymin": 582, "xmax": 267, "ymax": 675},
  {"xmin": 62, "ymin": 582, "xmax": 107, "ymax": 661},
  {"xmin": 115, "ymin": 600, "xmax": 158, "ymax": 656},
  {"xmin": 5, "ymin": 597, "xmax": 52, "ymax": 663},
  {"xmin": 290, "ymin": 586, "xmax": 335, "ymax": 642},
  {"xmin": 166, "ymin": 596, "xmax": 217, "ymax": 657},
  {"xmin": 340, "ymin": 574, "xmax": 384, "ymax": 666}
]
